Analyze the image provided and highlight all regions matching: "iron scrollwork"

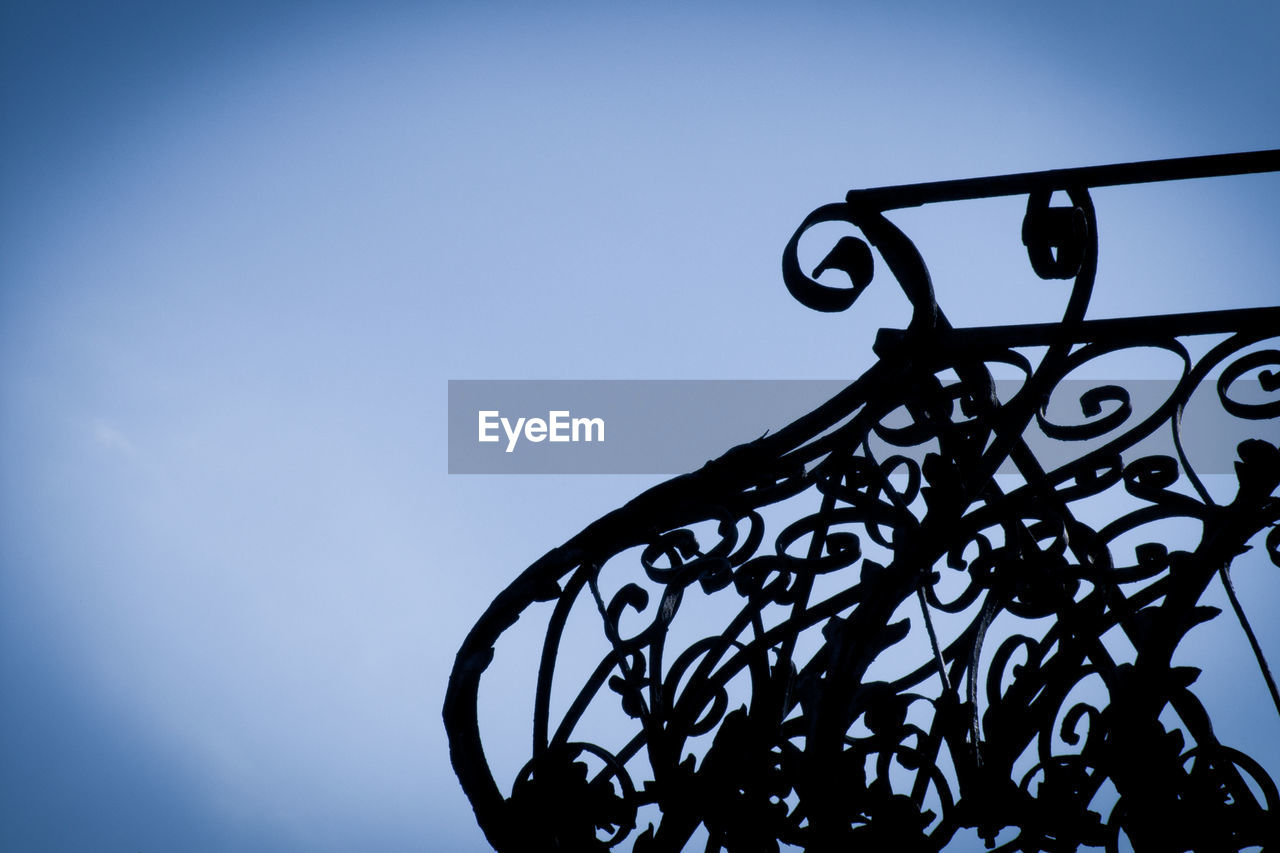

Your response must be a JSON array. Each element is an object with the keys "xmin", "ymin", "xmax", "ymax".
[{"xmin": 445, "ymin": 151, "xmax": 1280, "ymax": 851}]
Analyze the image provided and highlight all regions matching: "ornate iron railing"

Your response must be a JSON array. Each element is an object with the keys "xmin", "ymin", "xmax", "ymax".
[{"xmin": 445, "ymin": 151, "xmax": 1280, "ymax": 851}]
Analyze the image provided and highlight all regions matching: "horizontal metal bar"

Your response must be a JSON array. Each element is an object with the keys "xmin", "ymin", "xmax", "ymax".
[
  {"xmin": 874, "ymin": 306, "xmax": 1280, "ymax": 353},
  {"xmin": 846, "ymin": 149, "xmax": 1280, "ymax": 210}
]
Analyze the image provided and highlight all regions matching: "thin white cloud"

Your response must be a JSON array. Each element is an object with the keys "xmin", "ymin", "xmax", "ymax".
[{"xmin": 90, "ymin": 418, "xmax": 136, "ymax": 455}]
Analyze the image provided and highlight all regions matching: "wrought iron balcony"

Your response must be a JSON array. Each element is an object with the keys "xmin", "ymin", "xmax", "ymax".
[{"xmin": 445, "ymin": 150, "xmax": 1280, "ymax": 851}]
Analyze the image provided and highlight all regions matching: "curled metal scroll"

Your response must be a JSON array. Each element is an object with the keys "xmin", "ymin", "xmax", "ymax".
[{"xmin": 445, "ymin": 151, "xmax": 1280, "ymax": 851}]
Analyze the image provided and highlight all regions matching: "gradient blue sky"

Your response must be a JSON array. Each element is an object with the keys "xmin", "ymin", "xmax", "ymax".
[{"xmin": 2, "ymin": 2, "xmax": 1278, "ymax": 850}]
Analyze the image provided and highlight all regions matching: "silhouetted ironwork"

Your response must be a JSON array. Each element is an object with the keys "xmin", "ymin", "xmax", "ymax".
[{"xmin": 445, "ymin": 151, "xmax": 1280, "ymax": 851}]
